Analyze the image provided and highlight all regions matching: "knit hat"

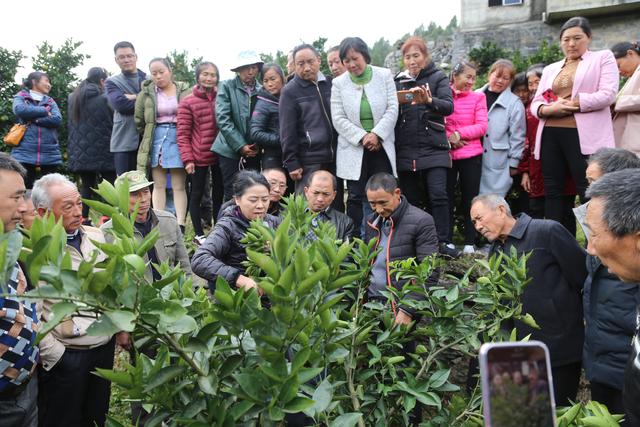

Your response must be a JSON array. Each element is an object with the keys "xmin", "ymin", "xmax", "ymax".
[
  {"xmin": 116, "ymin": 170, "xmax": 153, "ymax": 192},
  {"xmin": 230, "ymin": 51, "xmax": 263, "ymax": 72}
]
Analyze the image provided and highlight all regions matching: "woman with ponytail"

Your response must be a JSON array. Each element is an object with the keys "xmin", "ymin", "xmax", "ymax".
[
  {"xmin": 611, "ymin": 41, "xmax": 640, "ymax": 156},
  {"xmin": 67, "ymin": 67, "xmax": 116, "ymax": 220}
]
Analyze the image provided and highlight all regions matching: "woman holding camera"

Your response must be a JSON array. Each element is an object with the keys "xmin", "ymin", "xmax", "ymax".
[{"xmin": 394, "ymin": 36, "xmax": 456, "ymax": 258}]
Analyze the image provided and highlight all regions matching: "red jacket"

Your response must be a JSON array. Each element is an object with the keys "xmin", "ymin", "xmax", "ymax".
[
  {"xmin": 177, "ymin": 85, "xmax": 219, "ymax": 166},
  {"xmin": 518, "ymin": 102, "xmax": 576, "ymax": 198}
]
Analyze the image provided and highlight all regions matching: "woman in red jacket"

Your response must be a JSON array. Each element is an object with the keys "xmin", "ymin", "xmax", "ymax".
[
  {"xmin": 445, "ymin": 61, "xmax": 488, "ymax": 254},
  {"xmin": 177, "ymin": 62, "xmax": 223, "ymax": 245}
]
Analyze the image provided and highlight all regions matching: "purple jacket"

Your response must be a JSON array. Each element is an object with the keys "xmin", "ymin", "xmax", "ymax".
[
  {"xmin": 531, "ymin": 50, "xmax": 619, "ymax": 160},
  {"xmin": 446, "ymin": 88, "xmax": 488, "ymax": 161}
]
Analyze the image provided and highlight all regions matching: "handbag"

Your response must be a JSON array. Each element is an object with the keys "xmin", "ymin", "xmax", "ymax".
[{"xmin": 3, "ymin": 123, "xmax": 28, "ymax": 147}]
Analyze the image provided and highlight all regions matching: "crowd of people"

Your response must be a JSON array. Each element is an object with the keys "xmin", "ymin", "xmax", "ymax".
[{"xmin": 2, "ymin": 13, "xmax": 640, "ymax": 426}]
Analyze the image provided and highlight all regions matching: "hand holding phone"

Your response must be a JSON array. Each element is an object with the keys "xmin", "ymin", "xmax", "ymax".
[{"xmin": 479, "ymin": 341, "xmax": 556, "ymax": 427}]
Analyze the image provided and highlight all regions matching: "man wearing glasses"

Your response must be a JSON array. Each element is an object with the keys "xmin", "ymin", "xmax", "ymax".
[{"xmin": 105, "ymin": 41, "xmax": 146, "ymax": 175}]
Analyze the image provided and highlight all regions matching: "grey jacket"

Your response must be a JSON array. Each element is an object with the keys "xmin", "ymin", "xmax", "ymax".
[
  {"xmin": 101, "ymin": 209, "xmax": 191, "ymax": 282},
  {"xmin": 105, "ymin": 70, "xmax": 146, "ymax": 152},
  {"xmin": 331, "ymin": 66, "xmax": 399, "ymax": 180},
  {"xmin": 478, "ymin": 85, "xmax": 526, "ymax": 196}
]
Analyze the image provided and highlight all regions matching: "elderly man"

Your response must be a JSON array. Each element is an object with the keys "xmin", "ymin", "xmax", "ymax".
[
  {"xmin": 584, "ymin": 169, "xmax": 640, "ymax": 426},
  {"xmin": 575, "ymin": 148, "xmax": 640, "ymax": 418},
  {"xmin": 102, "ymin": 170, "xmax": 191, "ymax": 281},
  {"xmin": 364, "ymin": 172, "xmax": 439, "ymax": 326},
  {"xmin": 0, "ymin": 154, "xmax": 38, "ymax": 427},
  {"xmin": 31, "ymin": 174, "xmax": 114, "ymax": 427},
  {"xmin": 212, "ymin": 51, "xmax": 263, "ymax": 200},
  {"xmin": 470, "ymin": 194, "xmax": 586, "ymax": 406},
  {"xmin": 280, "ymin": 44, "xmax": 335, "ymax": 193},
  {"xmin": 105, "ymin": 41, "xmax": 146, "ymax": 175},
  {"xmin": 303, "ymin": 170, "xmax": 354, "ymax": 242}
]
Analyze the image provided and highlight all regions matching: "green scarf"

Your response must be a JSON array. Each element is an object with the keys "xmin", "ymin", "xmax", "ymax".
[{"xmin": 350, "ymin": 65, "xmax": 374, "ymax": 132}]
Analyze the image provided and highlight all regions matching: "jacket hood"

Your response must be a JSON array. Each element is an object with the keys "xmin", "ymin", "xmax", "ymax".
[
  {"xmin": 141, "ymin": 79, "xmax": 191, "ymax": 94},
  {"xmin": 83, "ymin": 82, "xmax": 103, "ymax": 98},
  {"xmin": 18, "ymin": 89, "xmax": 53, "ymax": 104},
  {"xmin": 257, "ymin": 88, "xmax": 279, "ymax": 103}
]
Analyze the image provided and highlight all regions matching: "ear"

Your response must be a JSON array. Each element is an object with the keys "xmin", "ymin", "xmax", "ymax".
[
  {"xmin": 394, "ymin": 188, "xmax": 402, "ymax": 198},
  {"xmin": 36, "ymin": 207, "xmax": 47, "ymax": 217},
  {"xmin": 635, "ymin": 231, "xmax": 640, "ymax": 253}
]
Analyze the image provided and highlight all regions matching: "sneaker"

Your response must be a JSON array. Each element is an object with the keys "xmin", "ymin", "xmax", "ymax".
[
  {"xmin": 194, "ymin": 235, "xmax": 207, "ymax": 246},
  {"xmin": 462, "ymin": 245, "xmax": 475, "ymax": 254},
  {"xmin": 439, "ymin": 243, "xmax": 461, "ymax": 260}
]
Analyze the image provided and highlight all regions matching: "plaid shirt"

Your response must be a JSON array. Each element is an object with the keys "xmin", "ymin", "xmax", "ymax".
[{"xmin": 0, "ymin": 263, "xmax": 39, "ymax": 391}]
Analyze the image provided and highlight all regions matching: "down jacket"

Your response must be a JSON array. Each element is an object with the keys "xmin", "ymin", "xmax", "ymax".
[
  {"xmin": 191, "ymin": 205, "xmax": 281, "ymax": 288},
  {"xmin": 394, "ymin": 63, "xmax": 454, "ymax": 172},
  {"xmin": 250, "ymin": 89, "xmax": 282, "ymax": 168},
  {"xmin": 445, "ymin": 87, "xmax": 487, "ymax": 161},
  {"xmin": 67, "ymin": 83, "xmax": 115, "ymax": 172},
  {"xmin": 583, "ymin": 254, "xmax": 640, "ymax": 390},
  {"xmin": 11, "ymin": 90, "xmax": 62, "ymax": 166},
  {"xmin": 135, "ymin": 80, "xmax": 192, "ymax": 171},
  {"xmin": 364, "ymin": 196, "xmax": 439, "ymax": 315},
  {"xmin": 177, "ymin": 85, "xmax": 219, "ymax": 167}
]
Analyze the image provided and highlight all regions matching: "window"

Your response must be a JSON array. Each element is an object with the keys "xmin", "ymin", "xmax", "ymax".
[{"xmin": 489, "ymin": 0, "xmax": 523, "ymax": 6}]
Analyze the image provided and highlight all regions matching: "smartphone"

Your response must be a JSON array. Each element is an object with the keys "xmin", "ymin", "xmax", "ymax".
[
  {"xmin": 397, "ymin": 90, "xmax": 414, "ymax": 104},
  {"xmin": 479, "ymin": 341, "xmax": 556, "ymax": 427}
]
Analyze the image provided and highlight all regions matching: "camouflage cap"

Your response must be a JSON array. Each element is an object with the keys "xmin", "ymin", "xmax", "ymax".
[{"xmin": 116, "ymin": 170, "xmax": 153, "ymax": 192}]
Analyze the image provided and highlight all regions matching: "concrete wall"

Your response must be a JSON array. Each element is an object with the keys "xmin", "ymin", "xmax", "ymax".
[
  {"xmin": 547, "ymin": 0, "xmax": 640, "ymax": 19},
  {"xmin": 452, "ymin": 13, "xmax": 640, "ymax": 65},
  {"xmin": 461, "ymin": 0, "xmax": 539, "ymax": 31}
]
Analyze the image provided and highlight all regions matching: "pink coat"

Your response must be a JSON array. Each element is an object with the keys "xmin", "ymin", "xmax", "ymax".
[
  {"xmin": 531, "ymin": 49, "xmax": 619, "ymax": 160},
  {"xmin": 446, "ymin": 88, "xmax": 488, "ymax": 161}
]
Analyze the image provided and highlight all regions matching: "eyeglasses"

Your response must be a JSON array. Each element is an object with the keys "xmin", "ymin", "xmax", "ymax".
[
  {"xmin": 268, "ymin": 181, "xmax": 287, "ymax": 190},
  {"xmin": 116, "ymin": 54, "xmax": 136, "ymax": 61}
]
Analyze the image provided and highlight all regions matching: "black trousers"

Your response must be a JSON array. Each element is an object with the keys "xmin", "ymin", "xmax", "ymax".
[
  {"xmin": 447, "ymin": 155, "xmax": 481, "ymax": 245},
  {"xmin": 113, "ymin": 150, "xmax": 138, "ymax": 176},
  {"xmin": 540, "ymin": 127, "xmax": 588, "ymax": 230},
  {"xmin": 21, "ymin": 164, "xmax": 58, "ymax": 189},
  {"xmin": 591, "ymin": 382, "xmax": 627, "ymax": 424},
  {"xmin": 78, "ymin": 171, "xmax": 117, "ymax": 218},
  {"xmin": 551, "ymin": 362, "xmax": 581, "ymax": 407},
  {"xmin": 189, "ymin": 164, "xmax": 224, "ymax": 235},
  {"xmin": 218, "ymin": 155, "xmax": 260, "ymax": 202},
  {"xmin": 399, "ymin": 167, "xmax": 450, "ymax": 243},
  {"xmin": 347, "ymin": 149, "xmax": 392, "ymax": 238},
  {"xmin": 38, "ymin": 339, "xmax": 116, "ymax": 427}
]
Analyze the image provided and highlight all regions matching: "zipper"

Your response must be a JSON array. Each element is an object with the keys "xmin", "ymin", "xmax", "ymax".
[
  {"xmin": 314, "ymin": 81, "xmax": 334, "ymax": 159},
  {"xmin": 367, "ymin": 217, "xmax": 398, "ymax": 316},
  {"xmin": 37, "ymin": 127, "xmax": 41, "ymax": 166},
  {"xmin": 412, "ymin": 159, "xmax": 416, "ymax": 172},
  {"xmin": 306, "ymin": 131, "xmax": 312, "ymax": 146}
]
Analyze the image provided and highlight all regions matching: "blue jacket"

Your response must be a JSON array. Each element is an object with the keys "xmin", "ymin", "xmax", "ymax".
[
  {"xmin": 583, "ymin": 254, "xmax": 640, "ymax": 390},
  {"xmin": 11, "ymin": 90, "xmax": 62, "ymax": 166}
]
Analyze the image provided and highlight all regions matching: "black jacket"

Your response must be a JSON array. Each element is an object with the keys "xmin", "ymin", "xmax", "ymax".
[
  {"xmin": 625, "ymin": 321, "xmax": 640, "ymax": 426},
  {"xmin": 319, "ymin": 208, "xmax": 356, "ymax": 242},
  {"xmin": 394, "ymin": 63, "xmax": 453, "ymax": 172},
  {"xmin": 191, "ymin": 205, "xmax": 281, "ymax": 288},
  {"xmin": 364, "ymin": 196, "xmax": 439, "ymax": 315},
  {"xmin": 67, "ymin": 83, "xmax": 115, "ymax": 172},
  {"xmin": 250, "ymin": 89, "xmax": 282, "ymax": 168},
  {"xmin": 279, "ymin": 73, "xmax": 334, "ymax": 171},
  {"xmin": 490, "ymin": 214, "xmax": 587, "ymax": 367},
  {"xmin": 583, "ymin": 255, "xmax": 640, "ymax": 390}
]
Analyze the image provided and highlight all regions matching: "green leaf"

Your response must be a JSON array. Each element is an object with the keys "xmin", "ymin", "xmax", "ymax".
[
  {"xmin": 94, "ymin": 368, "xmax": 134, "ymax": 387},
  {"xmin": 164, "ymin": 315, "xmax": 197, "ymax": 334},
  {"xmin": 428, "ymin": 369, "xmax": 450, "ymax": 389},
  {"xmin": 298, "ymin": 367, "xmax": 324, "ymax": 383},
  {"xmin": 247, "ymin": 249, "xmax": 280, "ymax": 281},
  {"xmin": 277, "ymin": 375, "xmax": 299, "ymax": 404},
  {"xmin": 145, "ymin": 299, "xmax": 187, "ymax": 323},
  {"xmin": 86, "ymin": 315, "xmax": 121, "ymax": 337},
  {"xmin": 143, "ymin": 365, "xmax": 186, "ymax": 392},
  {"xmin": 306, "ymin": 378, "xmax": 332, "ymax": 416},
  {"xmin": 123, "ymin": 254, "xmax": 147, "ymax": 275},
  {"xmin": 329, "ymin": 412, "xmax": 363, "ymax": 427},
  {"xmin": 197, "ymin": 373, "xmax": 218, "ymax": 395},
  {"xmin": 521, "ymin": 313, "xmax": 540, "ymax": 329},
  {"xmin": 105, "ymin": 310, "xmax": 136, "ymax": 332},
  {"xmin": 219, "ymin": 354, "xmax": 243, "ymax": 379},
  {"xmin": 229, "ymin": 401, "xmax": 255, "ymax": 421},
  {"xmin": 234, "ymin": 373, "xmax": 264, "ymax": 401},
  {"xmin": 283, "ymin": 397, "xmax": 314, "ymax": 413},
  {"xmin": 36, "ymin": 302, "xmax": 77, "ymax": 343},
  {"xmin": 291, "ymin": 347, "xmax": 311, "ymax": 373}
]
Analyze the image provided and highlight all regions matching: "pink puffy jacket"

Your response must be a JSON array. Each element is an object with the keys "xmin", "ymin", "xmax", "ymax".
[{"xmin": 445, "ymin": 88, "xmax": 488, "ymax": 161}]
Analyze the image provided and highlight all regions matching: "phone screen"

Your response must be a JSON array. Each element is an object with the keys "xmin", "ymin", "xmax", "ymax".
[{"xmin": 481, "ymin": 343, "xmax": 555, "ymax": 427}]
